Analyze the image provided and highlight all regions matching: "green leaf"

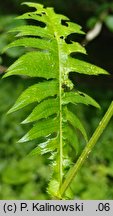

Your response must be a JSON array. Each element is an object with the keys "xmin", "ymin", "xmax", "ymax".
[
  {"xmin": 62, "ymin": 91, "xmax": 100, "ymax": 108},
  {"xmin": 105, "ymin": 15, "xmax": 113, "ymax": 32},
  {"xmin": 67, "ymin": 58, "xmax": 108, "ymax": 75},
  {"xmin": 22, "ymin": 98, "xmax": 59, "ymax": 124},
  {"xmin": 65, "ymin": 108, "xmax": 88, "ymax": 142},
  {"xmin": 22, "ymin": 2, "xmax": 44, "ymax": 10},
  {"xmin": 4, "ymin": 2, "xmax": 109, "ymax": 198},
  {"xmin": 19, "ymin": 117, "xmax": 59, "ymax": 142},
  {"xmin": 47, "ymin": 179, "xmax": 61, "ymax": 199},
  {"xmin": 63, "ymin": 125, "xmax": 79, "ymax": 154},
  {"xmin": 3, "ymin": 51, "xmax": 58, "ymax": 79},
  {"xmin": 64, "ymin": 42, "xmax": 86, "ymax": 55},
  {"xmin": 10, "ymin": 25, "xmax": 53, "ymax": 38},
  {"xmin": 3, "ymin": 37, "xmax": 54, "ymax": 52},
  {"xmin": 7, "ymin": 80, "xmax": 58, "ymax": 113},
  {"xmin": 87, "ymin": 17, "xmax": 98, "ymax": 28},
  {"xmin": 30, "ymin": 137, "xmax": 58, "ymax": 155}
]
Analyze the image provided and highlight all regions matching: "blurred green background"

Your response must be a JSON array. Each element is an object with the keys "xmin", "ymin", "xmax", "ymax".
[{"xmin": 0, "ymin": 0, "xmax": 113, "ymax": 199}]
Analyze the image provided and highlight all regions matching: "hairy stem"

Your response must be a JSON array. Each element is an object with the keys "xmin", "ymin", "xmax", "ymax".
[{"xmin": 60, "ymin": 101, "xmax": 113, "ymax": 197}]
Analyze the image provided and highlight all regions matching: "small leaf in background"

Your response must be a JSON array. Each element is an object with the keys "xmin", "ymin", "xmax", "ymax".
[
  {"xmin": 87, "ymin": 17, "xmax": 98, "ymax": 29},
  {"xmin": 105, "ymin": 15, "xmax": 113, "ymax": 32},
  {"xmin": 0, "ymin": 15, "xmax": 26, "ymax": 57}
]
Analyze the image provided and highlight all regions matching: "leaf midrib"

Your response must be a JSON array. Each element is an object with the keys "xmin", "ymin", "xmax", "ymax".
[{"xmin": 46, "ymin": 9, "xmax": 63, "ymax": 184}]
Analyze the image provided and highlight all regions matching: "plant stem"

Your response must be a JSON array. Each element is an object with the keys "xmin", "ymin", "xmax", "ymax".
[{"xmin": 60, "ymin": 101, "xmax": 113, "ymax": 197}]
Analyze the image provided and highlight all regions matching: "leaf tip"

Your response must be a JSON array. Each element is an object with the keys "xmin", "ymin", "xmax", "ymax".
[
  {"xmin": 21, "ymin": 2, "xmax": 29, "ymax": 6},
  {"xmin": 7, "ymin": 106, "xmax": 16, "ymax": 114},
  {"xmin": 18, "ymin": 135, "xmax": 29, "ymax": 143},
  {"xmin": 7, "ymin": 109, "xmax": 13, "ymax": 115},
  {"xmin": 21, "ymin": 119, "xmax": 29, "ymax": 124}
]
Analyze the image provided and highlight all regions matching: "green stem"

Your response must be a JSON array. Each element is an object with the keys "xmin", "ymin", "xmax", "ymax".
[{"xmin": 60, "ymin": 101, "xmax": 113, "ymax": 197}]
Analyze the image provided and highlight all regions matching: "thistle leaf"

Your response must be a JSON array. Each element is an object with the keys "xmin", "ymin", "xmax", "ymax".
[
  {"xmin": 67, "ymin": 58, "xmax": 109, "ymax": 75},
  {"xmin": 22, "ymin": 98, "xmax": 59, "ymax": 124},
  {"xmin": 47, "ymin": 179, "xmax": 61, "ymax": 199},
  {"xmin": 63, "ymin": 125, "xmax": 79, "ymax": 154},
  {"xmin": 7, "ymin": 80, "xmax": 58, "ymax": 113},
  {"xmin": 63, "ymin": 91, "xmax": 100, "ymax": 108},
  {"xmin": 4, "ymin": 37, "xmax": 53, "ymax": 51},
  {"xmin": 4, "ymin": 2, "xmax": 109, "ymax": 197},
  {"xmin": 10, "ymin": 25, "xmax": 53, "ymax": 38},
  {"xmin": 30, "ymin": 137, "xmax": 58, "ymax": 155},
  {"xmin": 19, "ymin": 117, "xmax": 59, "ymax": 142},
  {"xmin": 4, "ymin": 51, "xmax": 58, "ymax": 79},
  {"xmin": 65, "ymin": 108, "xmax": 88, "ymax": 142}
]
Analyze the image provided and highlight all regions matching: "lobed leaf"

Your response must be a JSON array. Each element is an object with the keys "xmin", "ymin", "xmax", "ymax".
[
  {"xmin": 3, "ymin": 37, "xmax": 54, "ymax": 52},
  {"xmin": 63, "ymin": 124, "xmax": 79, "ymax": 154},
  {"xmin": 16, "ymin": 12, "xmax": 47, "ymax": 23},
  {"xmin": 63, "ymin": 42, "xmax": 86, "ymax": 55},
  {"xmin": 65, "ymin": 108, "xmax": 88, "ymax": 142},
  {"xmin": 22, "ymin": 98, "xmax": 59, "ymax": 124},
  {"xmin": 62, "ymin": 91, "xmax": 100, "ymax": 108},
  {"xmin": 67, "ymin": 58, "xmax": 109, "ymax": 75},
  {"xmin": 10, "ymin": 25, "xmax": 53, "ymax": 39},
  {"xmin": 4, "ymin": 2, "xmax": 109, "ymax": 197},
  {"xmin": 7, "ymin": 80, "xmax": 58, "ymax": 113},
  {"xmin": 4, "ymin": 51, "xmax": 58, "ymax": 79},
  {"xmin": 30, "ymin": 137, "xmax": 58, "ymax": 156},
  {"xmin": 19, "ymin": 117, "xmax": 59, "ymax": 142}
]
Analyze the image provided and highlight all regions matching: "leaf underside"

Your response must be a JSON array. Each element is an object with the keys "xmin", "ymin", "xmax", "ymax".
[{"xmin": 4, "ymin": 2, "xmax": 108, "ymax": 198}]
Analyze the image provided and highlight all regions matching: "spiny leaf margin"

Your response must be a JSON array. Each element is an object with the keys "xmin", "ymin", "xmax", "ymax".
[{"xmin": 3, "ymin": 2, "xmax": 109, "ymax": 198}]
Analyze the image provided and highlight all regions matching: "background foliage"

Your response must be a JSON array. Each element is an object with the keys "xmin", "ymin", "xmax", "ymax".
[{"xmin": 0, "ymin": 0, "xmax": 113, "ymax": 199}]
